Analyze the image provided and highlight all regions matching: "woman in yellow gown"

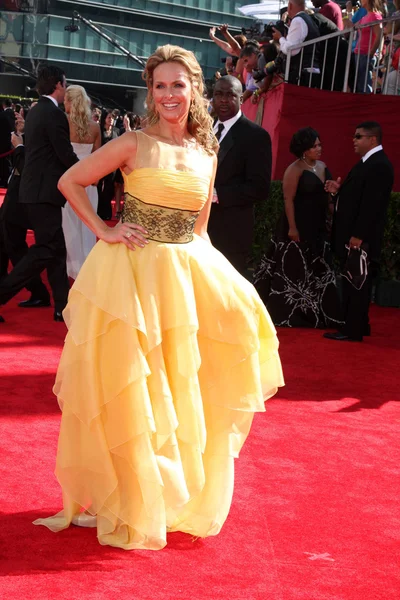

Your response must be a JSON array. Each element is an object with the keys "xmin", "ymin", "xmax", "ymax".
[{"xmin": 34, "ymin": 45, "xmax": 284, "ymax": 550}]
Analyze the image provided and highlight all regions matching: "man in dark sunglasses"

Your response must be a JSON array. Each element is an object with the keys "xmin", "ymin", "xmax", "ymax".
[{"xmin": 323, "ymin": 121, "xmax": 394, "ymax": 342}]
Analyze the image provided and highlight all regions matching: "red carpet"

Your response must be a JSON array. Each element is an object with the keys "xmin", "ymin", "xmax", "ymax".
[{"xmin": 0, "ymin": 283, "xmax": 399, "ymax": 598}]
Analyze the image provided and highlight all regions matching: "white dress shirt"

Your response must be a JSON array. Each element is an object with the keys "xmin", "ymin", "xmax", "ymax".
[
  {"xmin": 213, "ymin": 109, "xmax": 242, "ymax": 144},
  {"xmin": 362, "ymin": 145, "xmax": 383, "ymax": 162},
  {"xmin": 279, "ymin": 15, "xmax": 308, "ymax": 57},
  {"xmin": 42, "ymin": 95, "xmax": 59, "ymax": 107}
]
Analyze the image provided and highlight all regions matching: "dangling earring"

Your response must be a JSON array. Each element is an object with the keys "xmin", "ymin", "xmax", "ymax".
[{"xmin": 302, "ymin": 154, "xmax": 305, "ymax": 160}]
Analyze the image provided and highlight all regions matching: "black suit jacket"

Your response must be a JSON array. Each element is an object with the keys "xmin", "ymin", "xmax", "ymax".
[
  {"xmin": 1, "ymin": 145, "xmax": 31, "ymax": 228},
  {"xmin": 332, "ymin": 150, "xmax": 394, "ymax": 262},
  {"xmin": 208, "ymin": 115, "xmax": 272, "ymax": 254},
  {"xmin": 19, "ymin": 96, "xmax": 78, "ymax": 207},
  {"xmin": 4, "ymin": 108, "xmax": 15, "ymax": 133},
  {"xmin": 0, "ymin": 110, "xmax": 12, "ymax": 154}
]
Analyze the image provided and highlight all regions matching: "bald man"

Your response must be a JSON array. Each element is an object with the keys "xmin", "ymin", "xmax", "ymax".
[
  {"xmin": 272, "ymin": 0, "xmax": 321, "ymax": 85},
  {"xmin": 208, "ymin": 76, "xmax": 272, "ymax": 277}
]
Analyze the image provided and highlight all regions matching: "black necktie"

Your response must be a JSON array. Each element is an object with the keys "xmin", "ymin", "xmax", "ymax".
[{"xmin": 215, "ymin": 123, "xmax": 225, "ymax": 141}]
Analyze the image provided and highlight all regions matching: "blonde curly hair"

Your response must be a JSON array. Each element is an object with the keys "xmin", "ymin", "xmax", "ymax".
[
  {"xmin": 143, "ymin": 45, "xmax": 218, "ymax": 155},
  {"xmin": 65, "ymin": 85, "xmax": 92, "ymax": 142}
]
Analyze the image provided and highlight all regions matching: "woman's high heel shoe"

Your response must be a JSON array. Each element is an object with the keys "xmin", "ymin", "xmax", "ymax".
[{"xmin": 71, "ymin": 512, "xmax": 97, "ymax": 528}]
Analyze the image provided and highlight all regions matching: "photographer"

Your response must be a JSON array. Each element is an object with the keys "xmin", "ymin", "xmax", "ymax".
[{"xmin": 272, "ymin": 0, "xmax": 321, "ymax": 85}]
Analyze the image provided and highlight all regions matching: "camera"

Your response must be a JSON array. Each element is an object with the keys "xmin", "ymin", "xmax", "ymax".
[
  {"xmin": 263, "ymin": 20, "xmax": 287, "ymax": 40},
  {"xmin": 265, "ymin": 53, "xmax": 286, "ymax": 76},
  {"xmin": 65, "ymin": 23, "xmax": 80, "ymax": 32}
]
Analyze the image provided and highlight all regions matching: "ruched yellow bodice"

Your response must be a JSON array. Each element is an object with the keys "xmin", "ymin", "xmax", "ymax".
[{"xmin": 122, "ymin": 131, "xmax": 213, "ymax": 212}]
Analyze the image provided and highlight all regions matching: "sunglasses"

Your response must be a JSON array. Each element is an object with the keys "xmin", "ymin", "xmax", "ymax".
[{"xmin": 353, "ymin": 134, "xmax": 373, "ymax": 140}]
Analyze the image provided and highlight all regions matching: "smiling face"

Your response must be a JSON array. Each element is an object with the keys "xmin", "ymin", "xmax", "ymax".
[
  {"xmin": 152, "ymin": 61, "xmax": 192, "ymax": 125},
  {"xmin": 304, "ymin": 137, "xmax": 322, "ymax": 161}
]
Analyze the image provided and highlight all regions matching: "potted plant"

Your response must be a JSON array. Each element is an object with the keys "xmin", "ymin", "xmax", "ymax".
[
  {"xmin": 375, "ymin": 192, "xmax": 400, "ymax": 308},
  {"xmin": 251, "ymin": 180, "xmax": 283, "ymax": 266}
]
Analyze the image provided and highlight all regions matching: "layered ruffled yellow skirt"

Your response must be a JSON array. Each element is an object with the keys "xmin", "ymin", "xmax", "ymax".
[{"xmin": 34, "ymin": 235, "xmax": 283, "ymax": 550}]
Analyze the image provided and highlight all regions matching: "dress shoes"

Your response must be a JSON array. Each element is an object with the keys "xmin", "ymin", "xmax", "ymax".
[
  {"xmin": 18, "ymin": 297, "xmax": 51, "ymax": 308},
  {"xmin": 323, "ymin": 331, "xmax": 362, "ymax": 342},
  {"xmin": 53, "ymin": 311, "xmax": 64, "ymax": 322}
]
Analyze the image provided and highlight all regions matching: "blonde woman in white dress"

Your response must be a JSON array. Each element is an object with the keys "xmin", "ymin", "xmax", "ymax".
[{"xmin": 62, "ymin": 85, "xmax": 101, "ymax": 279}]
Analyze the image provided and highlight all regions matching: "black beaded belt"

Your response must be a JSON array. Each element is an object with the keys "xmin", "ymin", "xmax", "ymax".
[{"xmin": 122, "ymin": 192, "xmax": 199, "ymax": 244}]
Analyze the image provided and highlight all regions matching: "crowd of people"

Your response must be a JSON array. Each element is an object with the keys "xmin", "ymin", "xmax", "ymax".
[
  {"xmin": 0, "ymin": 32, "xmax": 395, "ymax": 553},
  {"xmin": 0, "ymin": 92, "xmax": 144, "ymax": 296},
  {"xmin": 209, "ymin": 0, "xmax": 400, "ymax": 95}
]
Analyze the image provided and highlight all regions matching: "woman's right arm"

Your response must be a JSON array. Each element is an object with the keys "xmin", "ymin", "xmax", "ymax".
[
  {"xmin": 283, "ymin": 164, "xmax": 301, "ymax": 242},
  {"xmin": 58, "ymin": 132, "xmax": 148, "ymax": 251},
  {"xmin": 219, "ymin": 25, "xmax": 242, "ymax": 57},
  {"xmin": 209, "ymin": 27, "xmax": 235, "ymax": 54}
]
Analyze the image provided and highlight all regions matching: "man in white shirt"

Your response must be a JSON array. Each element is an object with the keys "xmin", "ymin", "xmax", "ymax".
[
  {"xmin": 272, "ymin": 0, "xmax": 321, "ymax": 84},
  {"xmin": 208, "ymin": 76, "xmax": 272, "ymax": 276},
  {"xmin": 324, "ymin": 121, "xmax": 394, "ymax": 341}
]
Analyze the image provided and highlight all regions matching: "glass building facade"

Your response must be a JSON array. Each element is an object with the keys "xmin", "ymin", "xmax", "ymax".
[{"xmin": 0, "ymin": 0, "xmax": 254, "ymax": 109}]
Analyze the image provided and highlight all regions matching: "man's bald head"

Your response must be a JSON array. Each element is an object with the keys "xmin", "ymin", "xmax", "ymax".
[
  {"xmin": 288, "ymin": 0, "xmax": 305, "ymax": 17},
  {"xmin": 213, "ymin": 75, "xmax": 243, "ymax": 122},
  {"xmin": 214, "ymin": 75, "xmax": 243, "ymax": 95}
]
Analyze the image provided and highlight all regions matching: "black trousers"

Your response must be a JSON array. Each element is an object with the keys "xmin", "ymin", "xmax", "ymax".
[
  {"xmin": 1, "ymin": 217, "xmax": 50, "ymax": 299},
  {"xmin": 97, "ymin": 173, "xmax": 114, "ymax": 220},
  {"xmin": 0, "ymin": 203, "xmax": 69, "ymax": 312},
  {"xmin": 341, "ymin": 272, "xmax": 373, "ymax": 340},
  {"xmin": 0, "ymin": 221, "xmax": 9, "ymax": 281},
  {"xmin": 220, "ymin": 250, "xmax": 249, "ymax": 279}
]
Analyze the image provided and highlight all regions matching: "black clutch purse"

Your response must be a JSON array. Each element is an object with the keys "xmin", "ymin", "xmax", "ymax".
[{"xmin": 342, "ymin": 244, "xmax": 369, "ymax": 290}]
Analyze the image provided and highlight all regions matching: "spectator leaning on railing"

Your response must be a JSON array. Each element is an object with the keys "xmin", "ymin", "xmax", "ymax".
[
  {"xmin": 383, "ymin": 0, "xmax": 400, "ymax": 94},
  {"xmin": 209, "ymin": 25, "xmax": 247, "ymax": 85},
  {"xmin": 238, "ymin": 42, "xmax": 266, "ymax": 101},
  {"xmin": 353, "ymin": 0, "xmax": 383, "ymax": 93},
  {"xmin": 311, "ymin": 0, "xmax": 344, "ymax": 29}
]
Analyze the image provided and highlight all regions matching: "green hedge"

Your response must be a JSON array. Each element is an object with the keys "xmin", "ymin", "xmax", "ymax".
[
  {"xmin": 0, "ymin": 94, "xmax": 36, "ymax": 103},
  {"xmin": 252, "ymin": 181, "xmax": 400, "ymax": 282}
]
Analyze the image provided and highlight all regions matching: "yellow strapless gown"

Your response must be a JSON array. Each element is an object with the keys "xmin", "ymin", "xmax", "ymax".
[{"xmin": 34, "ymin": 131, "xmax": 284, "ymax": 550}]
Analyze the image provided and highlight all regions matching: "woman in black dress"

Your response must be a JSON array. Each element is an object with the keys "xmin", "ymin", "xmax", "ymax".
[
  {"xmin": 254, "ymin": 127, "xmax": 342, "ymax": 328},
  {"xmin": 97, "ymin": 109, "xmax": 123, "ymax": 220}
]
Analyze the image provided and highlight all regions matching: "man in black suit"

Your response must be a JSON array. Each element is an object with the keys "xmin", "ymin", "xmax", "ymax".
[
  {"xmin": 208, "ymin": 76, "xmax": 272, "ymax": 277},
  {"xmin": 324, "ymin": 121, "xmax": 394, "ymax": 342},
  {"xmin": 3, "ymin": 99, "xmax": 16, "ymax": 131},
  {"xmin": 0, "ymin": 65, "xmax": 78, "ymax": 323},
  {"xmin": 0, "ymin": 105, "xmax": 12, "ymax": 188},
  {"xmin": 0, "ymin": 130, "xmax": 50, "ymax": 306}
]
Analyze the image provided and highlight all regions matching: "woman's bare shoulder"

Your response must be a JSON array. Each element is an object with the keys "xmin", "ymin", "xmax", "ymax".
[
  {"xmin": 284, "ymin": 160, "xmax": 303, "ymax": 178},
  {"xmin": 89, "ymin": 120, "xmax": 101, "ymax": 134}
]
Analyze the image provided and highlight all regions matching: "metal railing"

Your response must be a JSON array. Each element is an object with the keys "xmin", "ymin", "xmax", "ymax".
[{"xmin": 283, "ymin": 15, "xmax": 400, "ymax": 95}]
